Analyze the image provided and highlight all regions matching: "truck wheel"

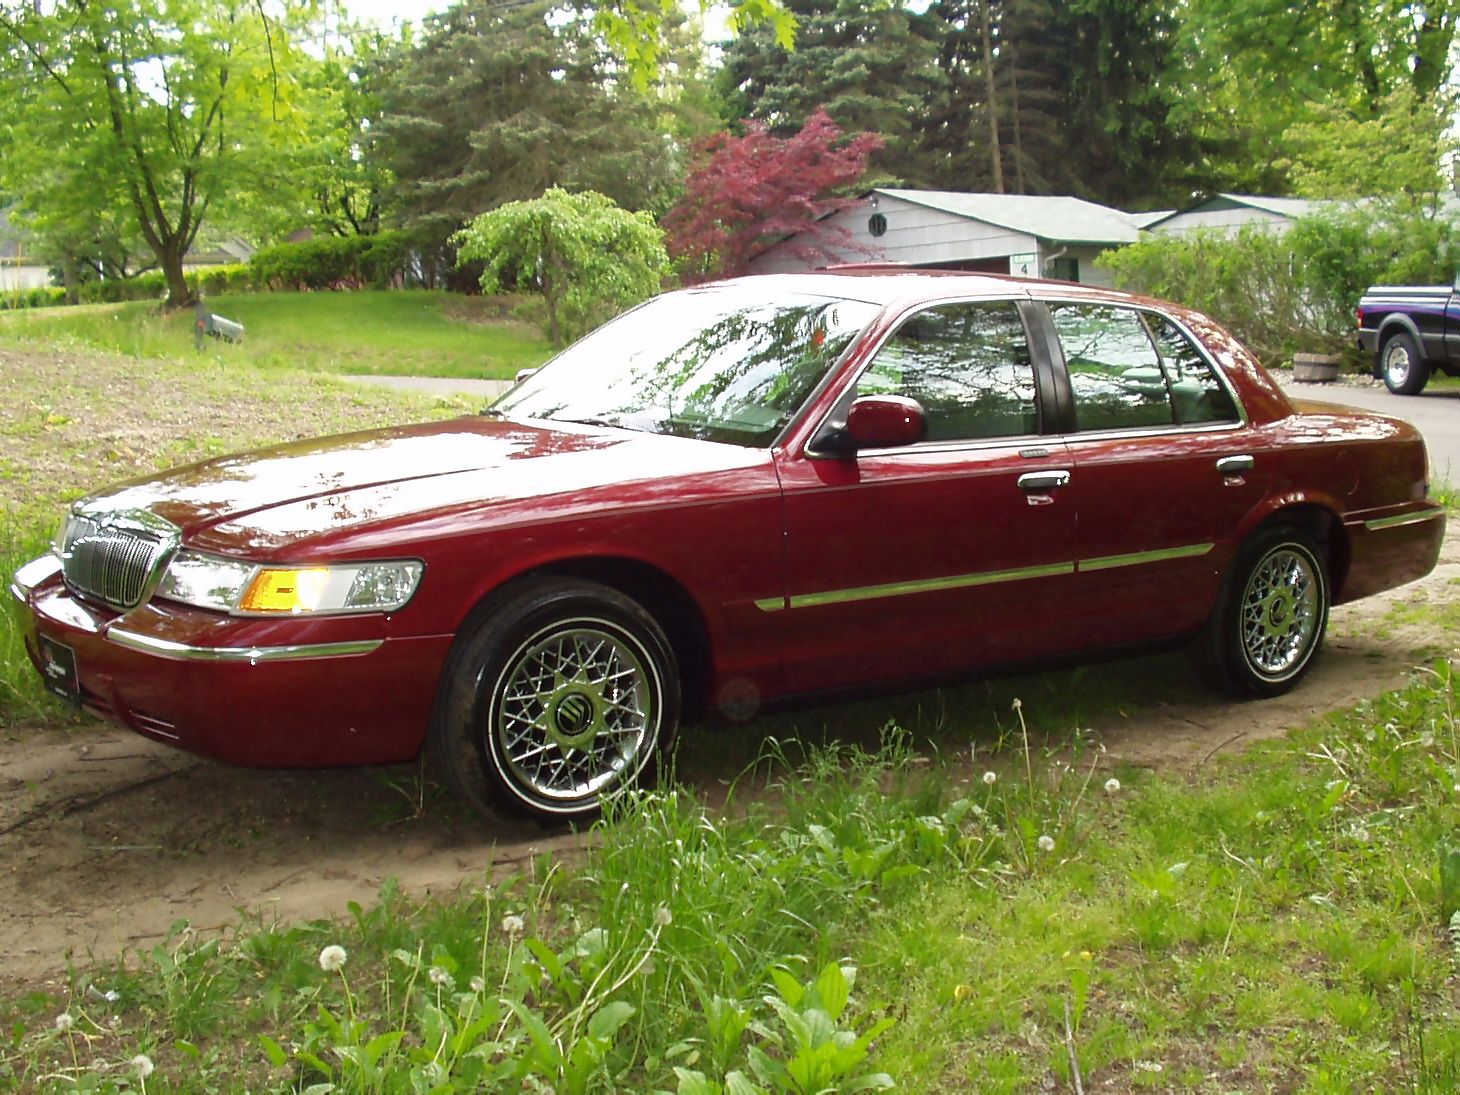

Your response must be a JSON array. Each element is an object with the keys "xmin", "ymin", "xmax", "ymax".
[{"xmin": 1379, "ymin": 331, "xmax": 1430, "ymax": 395}]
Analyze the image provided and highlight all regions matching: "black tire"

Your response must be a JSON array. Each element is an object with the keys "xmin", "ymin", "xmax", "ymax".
[
  {"xmin": 1379, "ymin": 331, "xmax": 1430, "ymax": 395},
  {"xmin": 429, "ymin": 576, "xmax": 680, "ymax": 823},
  {"xmin": 1191, "ymin": 525, "xmax": 1330, "ymax": 698}
]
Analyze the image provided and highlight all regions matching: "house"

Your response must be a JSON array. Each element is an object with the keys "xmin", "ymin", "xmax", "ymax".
[
  {"xmin": 182, "ymin": 238, "xmax": 255, "ymax": 270},
  {"xmin": 0, "ymin": 208, "xmax": 51, "ymax": 292},
  {"xmin": 1143, "ymin": 194, "xmax": 1331, "ymax": 237},
  {"xmin": 748, "ymin": 188, "xmax": 1145, "ymax": 286}
]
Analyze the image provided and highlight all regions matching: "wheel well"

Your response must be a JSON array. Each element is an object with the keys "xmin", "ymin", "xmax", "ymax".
[
  {"xmin": 511, "ymin": 557, "xmax": 714, "ymax": 719},
  {"xmin": 1262, "ymin": 504, "xmax": 1349, "ymax": 599}
]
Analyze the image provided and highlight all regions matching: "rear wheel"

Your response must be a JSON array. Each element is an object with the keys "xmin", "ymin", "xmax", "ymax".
[
  {"xmin": 1380, "ymin": 331, "xmax": 1430, "ymax": 395},
  {"xmin": 1192, "ymin": 525, "xmax": 1329, "ymax": 698},
  {"xmin": 430, "ymin": 577, "xmax": 679, "ymax": 823}
]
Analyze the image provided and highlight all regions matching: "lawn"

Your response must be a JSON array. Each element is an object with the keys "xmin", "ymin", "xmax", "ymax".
[
  {"xmin": 0, "ymin": 290, "xmax": 554, "ymax": 380},
  {"xmin": 2, "ymin": 318, "xmax": 1459, "ymax": 1091}
]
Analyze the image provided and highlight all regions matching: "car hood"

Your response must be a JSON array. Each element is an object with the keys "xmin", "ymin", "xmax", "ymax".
[{"xmin": 77, "ymin": 415, "xmax": 768, "ymax": 555}]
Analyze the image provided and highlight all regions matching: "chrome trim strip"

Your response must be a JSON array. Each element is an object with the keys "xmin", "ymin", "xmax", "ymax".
[
  {"xmin": 8, "ymin": 582, "xmax": 24, "ymax": 605},
  {"xmin": 756, "ymin": 541, "xmax": 1218, "ymax": 612},
  {"xmin": 759, "ymin": 561, "xmax": 1076, "ymax": 612},
  {"xmin": 1078, "ymin": 543, "xmax": 1214, "ymax": 573},
  {"xmin": 106, "ymin": 629, "xmax": 384, "ymax": 662},
  {"xmin": 1363, "ymin": 509, "xmax": 1446, "ymax": 532}
]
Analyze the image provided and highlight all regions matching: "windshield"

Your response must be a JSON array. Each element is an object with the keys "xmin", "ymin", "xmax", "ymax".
[{"xmin": 493, "ymin": 286, "xmax": 882, "ymax": 447}]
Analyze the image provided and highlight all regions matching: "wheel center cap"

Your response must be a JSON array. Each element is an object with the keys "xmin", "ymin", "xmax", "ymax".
[{"xmin": 551, "ymin": 691, "xmax": 598, "ymax": 747}]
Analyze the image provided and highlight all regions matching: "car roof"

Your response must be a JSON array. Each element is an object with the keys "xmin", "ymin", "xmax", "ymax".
[{"xmin": 707, "ymin": 267, "xmax": 1149, "ymax": 311}]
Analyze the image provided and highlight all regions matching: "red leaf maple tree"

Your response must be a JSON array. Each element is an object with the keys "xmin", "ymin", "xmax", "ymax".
[{"xmin": 663, "ymin": 107, "xmax": 884, "ymax": 282}]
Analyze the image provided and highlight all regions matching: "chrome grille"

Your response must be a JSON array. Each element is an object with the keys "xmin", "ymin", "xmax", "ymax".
[{"xmin": 59, "ymin": 510, "xmax": 180, "ymax": 610}]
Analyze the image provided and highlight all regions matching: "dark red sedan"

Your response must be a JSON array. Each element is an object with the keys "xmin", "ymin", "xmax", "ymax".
[{"xmin": 11, "ymin": 272, "xmax": 1446, "ymax": 821}]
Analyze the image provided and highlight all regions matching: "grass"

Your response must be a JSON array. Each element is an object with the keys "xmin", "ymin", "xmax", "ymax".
[
  {"xmin": 4, "ymin": 670, "xmax": 1460, "ymax": 1090},
  {"xmin": 3, "ymin": 305, "xmax": 1460, "ymax": 1090},
  {"xmin": 0, "ymin": 290, "xmax": 554, "ymax": 380}
]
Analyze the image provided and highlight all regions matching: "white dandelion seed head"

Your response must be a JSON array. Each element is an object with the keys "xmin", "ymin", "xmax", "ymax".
[
  {"xmin": 132, "ymin": 1054, "xmax": 155, "ymax": 1079},
  {"xmin": 654, "ymin": 906, "xmax": 673, "ymax": 927},
  {"xmin": 54, "ymin": 1012, "xmax": 74, "ymax": 1032},
  {"xmin": 104, "ymin": 990, "xmax": 120, "ymax": 1003},
  {"xmin": 982, "ymin": 770, "xmax": 997, "ymax": 785},
  {"xmin": 1012, "ymin": 697, "xmax": 1023, "ymax": 711},
  {"xmin": 1104, "ymin": 777, "xmax": 1121, "ymax": 794},
  {"xmin": 501, "ymin": 913, "xmax": 526, "ymax": 938},
  {"xmin": 1037, "ymin": 834, "xmax": 1056, "ymax": 853},
  {"xmin": 318, "ymin": 945, "xmax": 348, "ymax": 972},
  {"xmin": 470, "ymin": 976, "xmax": 487, "ymax": 993},
  {"xmin": 428, "ymin": 966, "xmax": 453, "ymax": 987}
]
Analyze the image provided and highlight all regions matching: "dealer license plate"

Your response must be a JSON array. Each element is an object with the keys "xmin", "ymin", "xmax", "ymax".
[{"xmin": 37, "ymin": 635, "xmax": 80, "ymax": 706}]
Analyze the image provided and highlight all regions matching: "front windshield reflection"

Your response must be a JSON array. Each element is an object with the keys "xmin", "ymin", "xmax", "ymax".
[{"xmin": 493, "ymin": 288, "xmax": 881, "ymax": 447}]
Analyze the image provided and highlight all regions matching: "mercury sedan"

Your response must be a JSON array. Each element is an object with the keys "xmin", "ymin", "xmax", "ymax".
[{"xmin": 10, "ymin": 271, "xmax": 1446, "ymax": 821}]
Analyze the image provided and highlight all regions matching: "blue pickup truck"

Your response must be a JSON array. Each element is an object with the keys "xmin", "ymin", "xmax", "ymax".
[{"xmin": 1356, "ymin": 280, "xmax": 1460, "ymax": 395}]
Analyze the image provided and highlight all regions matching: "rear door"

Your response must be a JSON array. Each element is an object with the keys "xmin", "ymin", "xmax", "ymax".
[
  {"xmin": 771, "ymin": 298, "xmax": 1079, "ymax": 695},
  {"xmin": 1036, "ymin": 300, "xmax": 1270, "ymax": 647}
]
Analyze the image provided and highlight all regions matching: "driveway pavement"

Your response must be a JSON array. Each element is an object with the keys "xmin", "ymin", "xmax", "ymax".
[
  {"xmin": 346, "ymin": 373, "xmax": 1460, "ymax": 486},
  {"xmin": 1283, "ymin": 378, "xmax": 1460, "ymax": 483}
]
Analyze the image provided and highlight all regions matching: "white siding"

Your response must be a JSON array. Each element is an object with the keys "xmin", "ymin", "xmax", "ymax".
[
  {"xmin": 1150, "ymin": 208, "xmax": 1290, "ymax": 237},
  {"xmin": 0, "ymin": 262, "xmax": 50, "ymax": 291},
  {"xmin": 750, "ymin": 195, "xmax": 1039, "ymax": 273}
]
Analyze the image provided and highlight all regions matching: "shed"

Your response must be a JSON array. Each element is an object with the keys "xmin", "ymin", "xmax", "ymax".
[{"xmin": 748, "ymin": 188, "xmax": 1143, "ymax": 286}]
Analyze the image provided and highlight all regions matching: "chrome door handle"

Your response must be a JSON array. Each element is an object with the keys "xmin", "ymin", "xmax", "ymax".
[
  {"xmin": 1017, "ymin": 470, "xmax": 1071, "ymax": 492},
  {"xmin": 1216, "ymin": 455, "xmax": 1254, "ymax": 475}
]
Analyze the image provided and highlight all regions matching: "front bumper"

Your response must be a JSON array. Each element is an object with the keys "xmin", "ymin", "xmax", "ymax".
[{"xmin": 11, "ymin": 556, "xmax": 452, "ymax": 767}]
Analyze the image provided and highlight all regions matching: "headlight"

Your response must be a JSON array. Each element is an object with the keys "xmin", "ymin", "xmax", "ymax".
[{"xmin": 157, "ymin": 552, "xmax": 423, "ymax": 615}]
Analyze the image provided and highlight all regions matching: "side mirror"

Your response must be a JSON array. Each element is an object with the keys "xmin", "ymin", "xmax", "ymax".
[{"xmin": 845, "ymin": 395, "xmax": 926, "ymax": 449}]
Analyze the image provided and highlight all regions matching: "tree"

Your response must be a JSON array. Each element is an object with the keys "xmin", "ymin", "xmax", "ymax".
[
  {"xmin": 716, "ymin": 0, "xmax": 943, "ymax": 184},
  {"xmin": 0, "ymin": 0, "xmax": 321, "ymax": 306},
  {"xmin": 371, "ymin": 0, "xmax": 682, "ymax": 283},
  {"xmin": 662, "ymin": 108, "xmax": 882, "ymax": 280},
  {"xmin": 455, "ymin": 189, "xmax": 669, "ymax": 346}
]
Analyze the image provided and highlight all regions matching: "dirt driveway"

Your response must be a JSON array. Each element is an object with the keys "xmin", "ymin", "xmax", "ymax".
[{"xmin": 3, "ymin": 530, "xmax": 1457, "ymax": 985}]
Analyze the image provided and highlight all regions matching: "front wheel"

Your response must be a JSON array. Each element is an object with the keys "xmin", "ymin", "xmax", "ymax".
[
  {"xmin": 1192, "ymin": 525, "xmax": 1330, "ymax": 698},
  {"xmin": 430, "ymin": 577, "xmax": 680, "ymax": 823},
  {"xmin": 1380, "ymin": 331, "xmax": 1430, "ymax": 395}
]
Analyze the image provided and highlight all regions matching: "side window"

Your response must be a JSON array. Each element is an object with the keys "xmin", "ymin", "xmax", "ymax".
[
  {"xmin": 1148, "ymin": 315, "xmax": 1240, "ymax": 424},
  {"xmin": 1051, "ymin": 303, "xmax": 1174, "ymax": 431},
  {"xmin": 856, "ymin": 301, "xmax": 1038, "ymax": 442}
]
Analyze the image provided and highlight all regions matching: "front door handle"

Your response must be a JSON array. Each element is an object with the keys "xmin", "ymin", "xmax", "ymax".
[
  {"xmin": 1018, "ymin": 470, "xmax": 1071, "ymax": 492},
  {"xmin": 1216, "ymin": 455, "xmax": 1255, "ymax": 475}
]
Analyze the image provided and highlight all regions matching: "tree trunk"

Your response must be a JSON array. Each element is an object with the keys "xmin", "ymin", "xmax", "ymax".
[
  {"xmin": 979, "ymin": 0, "xmax": 1005, "ymax": 194},
  {"xmin": 159, "ymin": 243, "xmax": 193, "ymax": 308},
  {"xmin": 61, "ymin": 253, "xmax": 79, "ymax": 306}
]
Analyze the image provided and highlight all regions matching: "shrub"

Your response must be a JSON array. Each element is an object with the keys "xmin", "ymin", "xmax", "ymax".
[
  {"xmin": 0, "ymin": 284, "xmax": 66, "ymax": 310},
  {"xmin": 189, "ymin": 262, "xmax": 254, "ymax": 298},
  {"xmin": 1101, "ymin": 202, "xmax": 1460, "ymax": 366},
  {"xmin": 249, "ymin": 231, "xmax": 413, "ymax": 291}
]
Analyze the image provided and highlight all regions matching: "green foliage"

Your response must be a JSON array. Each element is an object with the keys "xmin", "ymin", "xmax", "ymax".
[
  {"xmin": 0, "ymin": 0, "xmax": 329, "ymax": 305},
  {"xmin": 456, "ymin": 189, "xmax": 668, "ymax": 346},
  {"xmin": 0, "ymin": 286, "xmax": 67, "ymax": 312},
  {"xmin": 249, "ymin": 231, "xmax": 413, "ymax": 291},
  {"xmin": 1101, "ymin": 204, "xmax": 1460, "ymax": 363}
]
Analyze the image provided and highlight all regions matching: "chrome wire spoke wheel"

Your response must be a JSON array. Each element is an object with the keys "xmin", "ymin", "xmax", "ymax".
[
  {"xmin": 490, "ymin": 620, "xmax": 659, "ymax": 807},
  {"xmin": 1238, "ymin": 546, "xmax": 1320, "ymax": 679}
]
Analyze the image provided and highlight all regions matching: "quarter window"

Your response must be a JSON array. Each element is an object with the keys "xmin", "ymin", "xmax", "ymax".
[{"xmin": 856, "ymin": 301, "xmax": 1038, "ymax": 441}]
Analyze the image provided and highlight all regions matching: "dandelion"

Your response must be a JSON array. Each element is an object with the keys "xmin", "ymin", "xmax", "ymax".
[
  {"xmin": 318, "ymin": 945, "xmax": 348, "ymax": 972},
  {"xmin": 470, "ymin": 976, "xmax": 487, "ymax": 993},
  {"xmin": 54, "ymin": 1012, "xmax": 74, "ymax": 1032},
  {"xmin": 1037, "ymin": 834, "xmax": 1056, "ymax": 853},
  {"xmin": 1012, "ymin": 697, "xmax": 1022, "ymax": 712},
  {"xmin": 132, "ymin": 1054, "xmax": 155, "ymax": 1079},
  {"xmin": 654, "ymin": 906, "xmax": 673, "ymax": 927},
  {"xmin": 428, "ymin": 966, "xmax": 453, "ymax": 988},
  {"xmin": 501, "ymin": 913, "xmax": 526, "ymax": 938},
  {"xmin": 953, "ymin": 984, "xmax": 972, "ymax": 1001},
  {"xmin": 1104, "ymin": 777, "xmax": 1121, "ymax": 794},
  {"xmin": 982, "ymin": 770, "xmax": 997, "ymax": 785}
]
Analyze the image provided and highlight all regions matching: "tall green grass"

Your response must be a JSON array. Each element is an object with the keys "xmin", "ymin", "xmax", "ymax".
[{"xmin": 0, "ymin": 290, "xmax": 553, "ymax": 379}]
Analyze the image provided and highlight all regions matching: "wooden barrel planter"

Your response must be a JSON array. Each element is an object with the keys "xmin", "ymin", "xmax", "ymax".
[{"xmin": 1292, "ymin": 352, "xmax": 1341, "ymax": 383}]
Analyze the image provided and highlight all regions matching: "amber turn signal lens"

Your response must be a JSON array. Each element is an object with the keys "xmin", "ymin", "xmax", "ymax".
[{"xmin": 239, "ymin": 567, "xmax": 331, "ymax": 613}]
